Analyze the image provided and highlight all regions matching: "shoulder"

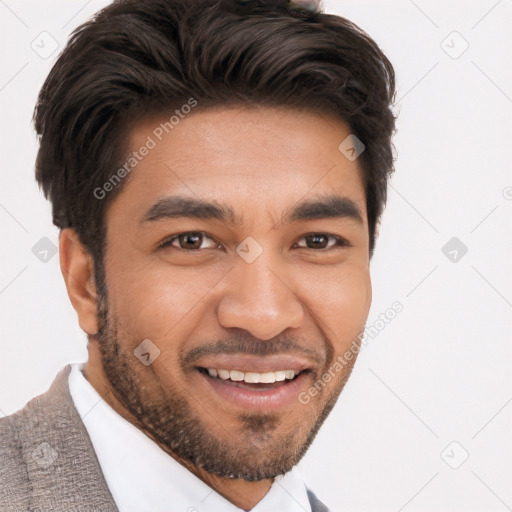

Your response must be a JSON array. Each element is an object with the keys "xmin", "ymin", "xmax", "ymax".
[
  {"xmin": 0, "ymin": 408, "xmax": 32, "ymax": 508},
  {"xmin": 0, "ymin": 366, "xmax": 73, "ymax": 508},
  {"xmin": 0, "ymin": 365, "xmax": 118, "ymax": 511}
]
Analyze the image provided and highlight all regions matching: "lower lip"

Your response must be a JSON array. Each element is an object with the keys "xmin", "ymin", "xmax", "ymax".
[{"xmin": 197, "ymin": 369, "xmax": 311, "ymax": 411}]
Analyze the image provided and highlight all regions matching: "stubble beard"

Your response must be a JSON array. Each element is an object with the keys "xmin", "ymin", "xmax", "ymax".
[{"xmin": 93, "ymin": 284, "xmax": 358, "ymax": 481}]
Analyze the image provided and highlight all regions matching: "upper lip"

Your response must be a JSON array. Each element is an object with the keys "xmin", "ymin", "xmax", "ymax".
[{"xmin": 194, "ymin": 354, "xmax": 314, "ymax": 373}]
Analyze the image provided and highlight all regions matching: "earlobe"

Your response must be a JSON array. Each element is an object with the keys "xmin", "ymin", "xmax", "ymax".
[{"xmin": 59, "ymin": 228, "xmax": 99, "ymax": 335}]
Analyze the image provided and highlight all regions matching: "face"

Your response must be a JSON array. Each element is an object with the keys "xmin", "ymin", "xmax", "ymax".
[{"xmin": 94, "ymin": 105, "xmax": 372, "ymax": 480}]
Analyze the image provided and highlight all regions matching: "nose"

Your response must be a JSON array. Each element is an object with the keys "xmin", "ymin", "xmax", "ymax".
[{"xmin": 216, "ymin": 255, "xmax": 304, "ymax": 340}]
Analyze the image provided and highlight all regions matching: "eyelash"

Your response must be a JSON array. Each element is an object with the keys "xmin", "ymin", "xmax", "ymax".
[{"xmin": 157, "ymin": 231, "xmax": 350, "ymax": 252}]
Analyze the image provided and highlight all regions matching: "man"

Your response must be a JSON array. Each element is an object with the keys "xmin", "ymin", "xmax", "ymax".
[{"xmin": 0, "ymin": 0, "xmax": 395, "ymax": 510}]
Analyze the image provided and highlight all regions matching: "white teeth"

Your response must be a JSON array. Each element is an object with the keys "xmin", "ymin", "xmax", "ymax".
[
  {"xmin": 244, "ymin": 372, "xmax": 260, "ymax": 383},
  {"xmin": 259, "ymin": 372, "xmax": 276, "ymax": 383},
  {"xmin": 218, "ymin": 369, "xmax": 230, "ymax": 380},
  {"xmin": 274, "ymin": 370, "xmax": 286, "ymax": 382},
  {"xmin": 205, "ymin": 368, "xmax": 301, "ymax": 383},
  {"xmin": 230, "ymin": 370, "xmax": 244, "ymax": 381}
]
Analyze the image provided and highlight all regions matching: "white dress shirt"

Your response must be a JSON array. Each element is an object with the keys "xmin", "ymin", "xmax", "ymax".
[{"xmin": 68, "ymin": 362, "xmax": 312, "ymax": 512}]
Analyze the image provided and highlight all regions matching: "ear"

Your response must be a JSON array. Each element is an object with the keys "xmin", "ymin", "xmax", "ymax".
[{"xmin": 59, "ymin": 228, "xmax": 99, "ymax": 335}]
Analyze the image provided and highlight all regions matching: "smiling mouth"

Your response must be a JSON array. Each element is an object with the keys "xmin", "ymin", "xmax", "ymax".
[{"xmin": 197, "ymin": 367, "xmax": 309, "ymax": 391}]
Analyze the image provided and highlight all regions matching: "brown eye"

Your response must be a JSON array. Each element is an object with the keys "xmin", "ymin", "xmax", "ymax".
[
  {"xmin": 177, "ymin": 232, "xmax": 203, "ymax": 250},
  {"xmin": 159, "ymin": 232, "xmax": 218, "ymax": 251},
  {"xmin": 296, "ymin": 233, "xmax": 348, "ymax": 250}
]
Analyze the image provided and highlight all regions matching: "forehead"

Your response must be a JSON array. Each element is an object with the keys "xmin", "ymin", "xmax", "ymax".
[{"xmin": 107, "ymin": 105, "xmax": 367, "ymax": 227}]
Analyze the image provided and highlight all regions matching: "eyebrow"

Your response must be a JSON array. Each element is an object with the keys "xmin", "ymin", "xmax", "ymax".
[{"xmin": 141, "ymin": 194, "xmax": 364, "ymax": 226}]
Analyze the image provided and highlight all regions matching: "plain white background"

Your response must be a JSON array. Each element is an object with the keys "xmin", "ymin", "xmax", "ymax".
[{"xmin": 1, "ymin": 1, "xmax": 511, "ymax": 511}]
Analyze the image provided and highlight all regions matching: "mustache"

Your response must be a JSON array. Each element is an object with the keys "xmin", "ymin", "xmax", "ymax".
[{"xmin": 180, "ymin": 333, "xmax": 329, "ymax": 368}]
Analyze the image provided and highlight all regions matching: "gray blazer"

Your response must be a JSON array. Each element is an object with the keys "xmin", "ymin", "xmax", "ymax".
[{"xmin": 0, "ymin": 365, "xmax": 330, "ymax": 511}]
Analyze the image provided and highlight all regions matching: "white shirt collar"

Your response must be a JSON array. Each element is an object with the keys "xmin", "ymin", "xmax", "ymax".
[{"xmin": 68, "ymin": 362, "xmax": 312, "ymax": 512}]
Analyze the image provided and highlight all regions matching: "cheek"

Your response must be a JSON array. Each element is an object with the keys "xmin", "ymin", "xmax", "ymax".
[
  {"xmin": 301, "ymin": 262, "xmax": 371, "ymax": 350},
  {"xmin": 105, "ymin": 256, "xmax": 229, "ymax": 337}
]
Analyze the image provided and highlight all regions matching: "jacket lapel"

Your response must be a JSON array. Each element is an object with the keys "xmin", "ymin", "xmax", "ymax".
[{"xmin": 13, "ymin": 364, "xmax": 119, "ymax": 511}]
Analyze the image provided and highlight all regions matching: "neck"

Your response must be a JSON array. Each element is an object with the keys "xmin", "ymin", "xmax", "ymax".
[{"xmin": 84, "ymin": 342, "xmax": 274, "ymax": 510}]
